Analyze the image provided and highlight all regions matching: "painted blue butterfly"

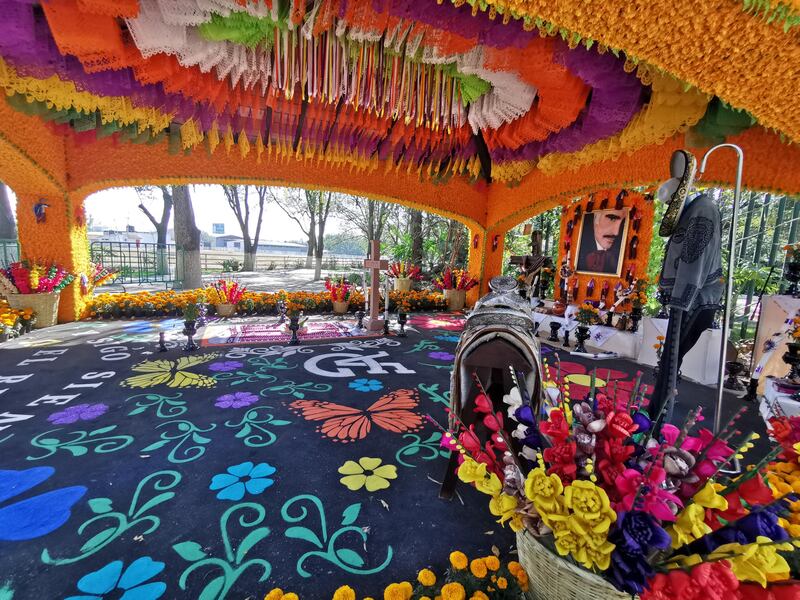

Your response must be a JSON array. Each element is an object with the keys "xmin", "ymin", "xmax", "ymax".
[{"xmin": 0, "ymin": 467, "xmax": 87, "ymax": 541}]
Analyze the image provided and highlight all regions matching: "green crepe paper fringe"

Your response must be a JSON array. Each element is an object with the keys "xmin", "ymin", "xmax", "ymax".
[
  {"xmin": 688, "ymin": 97, "xmax": 756, "ymax": 146},
  {"xmin": 741, "ymin": 0, "xmax": 800, "ymax": 31}
]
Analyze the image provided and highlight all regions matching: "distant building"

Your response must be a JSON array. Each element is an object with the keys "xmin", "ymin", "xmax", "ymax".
[
  {"xmin": 87, "ymin": 227, "xmax": 174, "ymax": 245},
  {"xmin": 212, "ymin": 234, "xmax": 307, "ymax": 255}
]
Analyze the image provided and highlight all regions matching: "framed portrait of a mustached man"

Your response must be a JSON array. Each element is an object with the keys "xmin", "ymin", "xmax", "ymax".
[{"xmin": 574, "ymin": 208, "xmax": 630, "ymax": 277}]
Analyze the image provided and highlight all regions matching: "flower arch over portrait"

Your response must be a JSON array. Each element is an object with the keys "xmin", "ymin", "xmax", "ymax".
[
  {"xmin": 348, "ymin": 378, "xmax": 383, "ymax": 392},
  {"xmin": 338, "ymin": 457, "xmax": 398, "ymax": 492},
  {"xmin": 65, "ymin": 556, "xmax": 166, "ymax": 600},
  {"xmin": 0, "ymin": 467, "xmax": 87, "ymax": 541},
  {"xmin": 209, "ymin": 461, "xmax": 276, "ymax": 501},
  {"xmin": 48, "ymin": 403, "xmax": 109, "ymax": 425},
  {"xmin": 553, "ymin": 361, "xmax": 651, "ymax": 406}
]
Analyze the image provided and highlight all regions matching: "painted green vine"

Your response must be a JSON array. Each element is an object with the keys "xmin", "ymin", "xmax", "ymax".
[
  {"xmin": 126, "ymin": 392, "xmax": 188, "ymax": 419},
  {"xmin": 27, "ymin": 426, "xmax": 134, "ymax": 460},
  {"xmin": 42, "ymin": 470, "xmax": 181, "ymax": 565},
  {"xmin": 395, "ymin": 432, "xmax": 449, "ymax": 467},
  {"xmin": 281, "ymin": 494, "xmax": 392, "ymax": 577},
  {"xmin": 174, "ymin": 502, "xmax": 271, "ymax": 600},
  {"xmin": 141, "ymin": 420, "xmax": 216, "ymax": 463},
  {"xmin": 224, "ymin": 407, "xmax": 291, "ymax": 448}
]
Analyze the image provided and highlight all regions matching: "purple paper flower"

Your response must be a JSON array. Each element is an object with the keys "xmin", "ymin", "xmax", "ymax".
[
  {"xmin": 428, "ymin": 351, "xmax": 455, "ymax": 361},
  {"xmin": 607, "ymin": 510, "xmax": 670, "ymax": 594},
  {"xmin": 208, "ymin": 361, "xmax": 243, "ymax": 372},
  {"xmin": 48, "ymin": 403, "xmax": 109, "ymax": 425},
  {"xmin": 214, "ymin": 392, "xmax": 259, "ymax": 409}
]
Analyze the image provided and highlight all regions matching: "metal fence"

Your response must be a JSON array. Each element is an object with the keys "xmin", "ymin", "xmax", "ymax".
[
  {"xmin": 90, "ymin": 241, "xmax": 364, "ymax": 285},
  {"xmin": 717, "ymin": 190, "xmax": 800, "ymax": 340},
  {"xmin": 90, "ymin": 241, "xmax": 178, "ymax": 284},
  {"xmin": 0, "ymin": 238, "xmax": 19, "ymax": 268}
]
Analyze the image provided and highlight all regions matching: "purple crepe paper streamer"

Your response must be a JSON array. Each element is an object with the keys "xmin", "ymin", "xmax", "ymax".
[{"xmin": 491, "ymin": 43, "xmax": 645, "ymax": 162}]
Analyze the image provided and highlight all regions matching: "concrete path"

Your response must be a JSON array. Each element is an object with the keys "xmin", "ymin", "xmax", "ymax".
[{"xmin": 104, "ymin": 268, "xmax": 344, "ymax": 294}]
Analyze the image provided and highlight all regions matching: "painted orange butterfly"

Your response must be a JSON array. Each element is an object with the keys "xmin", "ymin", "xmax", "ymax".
[{"xmin": 289, "ymin": 389, "xmax": 423, "ymax": 443}]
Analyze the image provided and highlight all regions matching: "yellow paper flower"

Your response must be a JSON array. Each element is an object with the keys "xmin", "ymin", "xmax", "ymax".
[
  {"xmin": 489, "ymin": 493, "xmax": 518, "ymax": 525},
  {"xmin": 524, "ymin": 467, "xmax": 564, "ymax": 514},
  {"xmin": 440, "ymin": 582, "xmax": 466, "ymax": 600},
  {"xmin": 417, "ymin": 568, "xmax": 436, "ymax": 587},
  {"xmin": 338, "ymin": 457, "xmax": 398, "ymax": 492},
  {"xmin": 475, "ymin": 472, "xmax": 503, "ymax": 496},
  {"xmin": 449, "ymin": 551, "xmax": 468, "ymax": 570},
  {"xmin": 692, "ymin": 482, "xmax": 729, "ymax": 510},
  {"xmin": 711, "ymin": 537, "xmax": 794, "ymax": 586},
  {"xmin": 669, "ymin": 504, "xmax": 711, "ymax": 548},
  {"xmin": 564, "ymin": 480, "xmax": 616, "ymax": 532},
  {"xmin": 457, "ymin": 458, "xmax": 487, "ymax": 484},
  {"xmin": 332, "ymin": 585, "xmax": 356, "ymax": 600}
]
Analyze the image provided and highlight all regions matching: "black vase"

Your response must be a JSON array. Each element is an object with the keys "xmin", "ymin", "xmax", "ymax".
[
  {"xmin": 288, "ymin": 316, "xmax": 300, "ymax": 346},
  {"xmin": 562, "ymin": 328, "xmax": 571, "ymax": 348},
  {"xmin": 548, "ymin": 321, "xmax": 561, "ymax": 342},
  {"xmin": 785, "ymin": 262, "xmax": 800, "ymax": 297},
  {"xmin": 629, "ymin": 307, "xmax": 643, "ymax": 333},
  {"xmin": 183, "ymin": 320, "xmax": 198, "ymax": 352},
  {"xmin": 783, "ymin": 342, "xmax": 800, "ymax": 382},
  {"xmin": 575, "ymin": 325, "xmax": 590, "ymax": 353}
]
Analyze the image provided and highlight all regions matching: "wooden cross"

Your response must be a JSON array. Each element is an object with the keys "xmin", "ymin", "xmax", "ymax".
[{"xmin": 363, "ymin": 240, "xmax": 389, "ymax": 331}]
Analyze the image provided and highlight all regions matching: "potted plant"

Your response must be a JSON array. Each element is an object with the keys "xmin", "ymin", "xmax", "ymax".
[
  {"xmin": 433, "ymin": 267, "xmax": 478, "ymax": 311},
  {"xmin": 574, "ymin": 302, "xmax": 600, "ymax": 353},
  {"xmin": 207, "ymin": 279, "xmax": 245, "ymax": 318},
  {"xmin": 0, "ymin": 261, "xmax": 76, "ymax": 328},
  {"xmin": 387, "ymin": 261, "xmax": 422, "ymax": 292},
  {"xmin": 325, "ymin": 276, "xmax": 352, "ymax": 315}
]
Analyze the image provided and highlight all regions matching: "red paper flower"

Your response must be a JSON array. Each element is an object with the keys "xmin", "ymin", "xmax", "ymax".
[
  {"xmin": 642, "ymin": 561, "xmax": 739, "ymax": 600},
  {"xmin": 543, "ymin": 441, "xmax": 577, "ymax": 484},
  {"xmin": 540, "ymin": 408, "xmax": 570, "ymax": 442},
  {"xmin": 605, "ymin": 411, "xmax": 638, "ymax": 438}
]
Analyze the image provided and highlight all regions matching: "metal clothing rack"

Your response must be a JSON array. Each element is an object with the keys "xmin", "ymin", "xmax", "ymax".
[{"xmin": 697, "ymin": 144, "xmax": 744, "ymax": 435}]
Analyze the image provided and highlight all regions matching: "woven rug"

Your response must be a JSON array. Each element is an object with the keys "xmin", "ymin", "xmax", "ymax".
[{"xmin": 200, "ymin": 319, "xmax": 381, "ymax": 347}]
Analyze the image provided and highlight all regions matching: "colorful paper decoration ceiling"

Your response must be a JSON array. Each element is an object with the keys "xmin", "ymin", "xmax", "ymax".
[{"xmin": 0, "ymin": 0, "xmax": 777, "ymax": 185}]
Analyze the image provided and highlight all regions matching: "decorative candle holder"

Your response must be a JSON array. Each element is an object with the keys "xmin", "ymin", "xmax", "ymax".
[
  {"xmin": 562, "ymin": 327, "xmax": 571, "ymax": 348},
  {"xmin": 548, "ymin": 321, "xmax": 561, "ymax": 342},
  {"xmin": 383, "ymin": 318, "xmax": 391, "ymax": 336},
  {"xmin": 288, "ymin": 316, "xmax": 301, "ymax": 346},
  {"xmin": 355, "ymin": 310, "xmax": 365, "ymax": 329},
  {"xmin": 575, "ymin": 325, "xmax": 590, "ymax": 353},
  {"xmin": 397, "ymin": 312, "xmax": 408, "ymax": 337},
  {"xmin": 182, "ymin": 320, "xmax": 198, "ymax": 352},
  {"xmin": 158, "ymin": 331, "xmax": 168, "ymax": 353},
  {"xmin": 605, "ymin": 310, "xmax": 614, "ymax": 327}
]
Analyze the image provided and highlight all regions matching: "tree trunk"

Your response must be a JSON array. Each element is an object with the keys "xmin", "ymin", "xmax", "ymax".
[
  {"xmin": 305, "ymin": 237, "xmax": 314, "ymax": 269},
  {"xmin": 173, "ymin": 185, "xmax": 202, "ymax": 290},
  {"xmin": 0, "ymin": 184, "xmax": 16, "ymax": 240},
  {"xmin": 410, "ymin": 209, "xmax": 423, "ymax": 265},
  {"xmin": 243, "ymin": 251, "xmax": 256, "ymax": 271}
]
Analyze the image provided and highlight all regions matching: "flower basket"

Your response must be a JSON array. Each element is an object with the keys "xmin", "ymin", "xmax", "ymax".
[
  {"xmin": 215, "ymin": 302, "xmax": 236, "ymax": 318},
  {"xmin": 6, "ymin": 292, "xmax": 59, "ymax": 328},
  {"xmin": 517, "ymin": 531, "xmax": 634, "ymax": 600},
  {"xmin": 332, "ymin": 300, "xmax": 349, "ymax": 315},
  {"xmin": 394, "ymin": 277, "xmax": 412, "ymax": 292},
  {"xmin": 444, "ymin": 288, "xmax": 466, "ymax": 311}
]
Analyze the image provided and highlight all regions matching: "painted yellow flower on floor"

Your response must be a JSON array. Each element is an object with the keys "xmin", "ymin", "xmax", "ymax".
[{"xmin": 338, "ymin": 457, "xmax": 398, "ymax": 492}]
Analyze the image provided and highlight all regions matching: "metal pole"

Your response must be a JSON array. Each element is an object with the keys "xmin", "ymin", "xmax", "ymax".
[{"xmin": 699, "ymin": 144, "xmax": 744, "ymax": 434}]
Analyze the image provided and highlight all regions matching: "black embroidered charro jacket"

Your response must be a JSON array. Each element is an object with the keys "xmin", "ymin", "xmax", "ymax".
[{"xmin": 658, "ymin": 193, "xmax": 724, "ymax": 312}]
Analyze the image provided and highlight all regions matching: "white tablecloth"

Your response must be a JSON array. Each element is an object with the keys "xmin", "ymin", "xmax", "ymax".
[
  {"xmin": 759, "ymin": 379, "xmax": 800, "ymax": 428},
  {"xmin": 636, "ymin": 317, "xmax": 722, "ymax": 386}
]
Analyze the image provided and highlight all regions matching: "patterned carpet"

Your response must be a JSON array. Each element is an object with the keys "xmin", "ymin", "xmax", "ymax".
[
  {"xmin": 0, "ymin": 315, "xmax": 511, "ymax": 599},
  {"xmin": 0, "ymin": 315, "xmax": 763, "ymax": 599}
]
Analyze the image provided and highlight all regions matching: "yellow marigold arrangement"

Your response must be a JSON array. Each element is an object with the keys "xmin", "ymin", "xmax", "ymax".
[
  {"xmin": 0, "ymin": 298, "xmax": 36, "ymax": 340},
  {"xmin": 574, "ymin": 302, "xmax": 600, "ymax": 325},
  {"xmin": 261, "ymin": 553, "xmax": 529, "ymax": 599},
  {"xmin": 789, "ymin": 315, "xmax": 800, "ymax": 342},
  {"xmin": 84, "ymin": 288, "xmax": 446, "ymax": 319},
  {"xmin": 630, "ymin": 276, "xmax": 649, "ymax": 310}
]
